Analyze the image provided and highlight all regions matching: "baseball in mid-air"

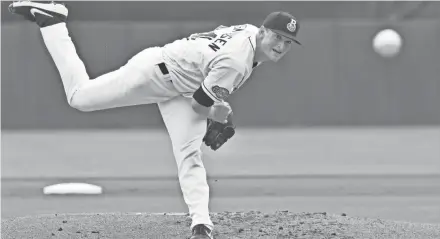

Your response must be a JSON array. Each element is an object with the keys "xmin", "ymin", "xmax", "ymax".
[{"xmin": 373, "ymin": 28, "xmax": 403, "ymax": 58}]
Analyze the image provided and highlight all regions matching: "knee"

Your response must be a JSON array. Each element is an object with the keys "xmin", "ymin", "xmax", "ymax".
[
  {"xmin": 177, "ymin": 148, "xmax": 204, "ymax": 171},
  {"xmin": 68, "ymin": 97, "xmax": 95, "ymax": 112}
]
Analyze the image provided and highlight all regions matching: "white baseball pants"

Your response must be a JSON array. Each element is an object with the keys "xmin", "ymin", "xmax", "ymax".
[{"xmin": 39, "ymin": 23, "xmax": 214, "ymax": 231}]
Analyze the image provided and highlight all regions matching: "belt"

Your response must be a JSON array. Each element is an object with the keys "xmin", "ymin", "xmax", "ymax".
[{"xmin": 158, "ymin": 62, "xmax": 169, "ymax": 75}]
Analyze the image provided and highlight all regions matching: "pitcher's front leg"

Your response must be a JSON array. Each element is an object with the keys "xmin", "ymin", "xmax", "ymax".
[{"xmin": 158, "ymin": 96, "xmax": 214, "ymax": 233}]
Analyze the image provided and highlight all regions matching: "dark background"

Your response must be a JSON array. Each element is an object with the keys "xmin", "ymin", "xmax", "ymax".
[{"xmin": 2, "ymin": 1, "xmax": 440, "ymax": 129}]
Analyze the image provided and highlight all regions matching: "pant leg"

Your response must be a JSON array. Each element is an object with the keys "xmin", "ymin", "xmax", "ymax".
[
  {"xmin": 39, "ymin": 23, "xmax": 178, "ymax": 111},
  {"xmin": 158, "ymin": 96, "xmax": 214, "ymax": 231}
]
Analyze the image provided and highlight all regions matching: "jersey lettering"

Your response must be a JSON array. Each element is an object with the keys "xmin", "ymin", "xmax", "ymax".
[
  {"xmin": 208, "ymin": 42, "xmax": 221, "ymax": 52},
  {"xmin": 189, "ymin": 25, "xmax": 248, "ymax": 52},
  {"xmin": 189, "ymin": 31, "xmax": 217, "ymax": 41}
]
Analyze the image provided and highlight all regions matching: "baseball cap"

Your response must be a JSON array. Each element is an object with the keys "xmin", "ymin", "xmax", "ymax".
[{"xmin": 262, "ymin": 11, "xmax": 301, "ymax": 45}]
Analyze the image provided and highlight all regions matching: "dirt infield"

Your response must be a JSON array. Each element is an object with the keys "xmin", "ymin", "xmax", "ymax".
[{"xmin": 2, "ymin": 211, "xmax": 440, "ymax": 239}]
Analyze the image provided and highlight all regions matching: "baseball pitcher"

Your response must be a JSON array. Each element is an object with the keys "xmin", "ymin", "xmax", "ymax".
[{"xmin": 8, "ymin": 1, "xmax": 302, "ymax": 238}]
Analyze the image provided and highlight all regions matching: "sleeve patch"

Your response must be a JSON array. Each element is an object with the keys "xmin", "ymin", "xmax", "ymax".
[{"xmin": 212, "ymin": 85, "xmax": 230, "ymax": 100}]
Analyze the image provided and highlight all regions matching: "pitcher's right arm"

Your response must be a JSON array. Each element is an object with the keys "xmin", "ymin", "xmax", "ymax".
[{"xmin": 191, "ymin": 59, "xmax": 244, "ymax": 123}]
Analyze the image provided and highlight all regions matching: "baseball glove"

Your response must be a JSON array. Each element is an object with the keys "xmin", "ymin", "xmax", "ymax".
[{"xmin": 203, "ymin": 114, "xmax": 236, "ymax": 151}]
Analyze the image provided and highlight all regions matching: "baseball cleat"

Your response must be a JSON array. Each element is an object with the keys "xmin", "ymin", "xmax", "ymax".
[
  {"xmin": 9, "ymin": 1, "xmax": 68, "ymax": 28},
  {"xmin": 190, "ymin": 224, "xmax": 213, "ymax": 239}
]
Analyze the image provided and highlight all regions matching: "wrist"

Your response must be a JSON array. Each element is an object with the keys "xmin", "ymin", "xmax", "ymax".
[{"xmin": 207, "ymin": 106, "xmax": 216, "ymax": 119}]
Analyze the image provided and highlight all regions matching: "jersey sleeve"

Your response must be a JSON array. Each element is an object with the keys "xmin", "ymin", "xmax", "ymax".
[{"xmin": 201, "ymin": 60, "xmax": 244, "ymax": 103}]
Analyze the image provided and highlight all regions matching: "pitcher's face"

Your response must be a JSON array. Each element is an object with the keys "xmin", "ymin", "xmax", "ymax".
[{"xmin": 261, "ymin": 29, "xmax": 293, "ymax": 62}]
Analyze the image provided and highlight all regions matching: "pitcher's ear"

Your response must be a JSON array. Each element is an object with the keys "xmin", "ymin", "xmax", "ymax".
[{"xmin": 258, "ymin": 26, "xmax": 267, "ymax": 37}]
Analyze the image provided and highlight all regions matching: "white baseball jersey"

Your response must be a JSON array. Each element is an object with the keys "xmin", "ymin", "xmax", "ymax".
[{"xmin": 162, "ymin": 24, "xmax": 260, "ymax": 103}]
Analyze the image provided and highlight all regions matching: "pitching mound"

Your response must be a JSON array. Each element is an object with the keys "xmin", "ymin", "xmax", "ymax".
[{"xmin": 2, "ymin": 211, "xmax": 440, "ymax": 238}]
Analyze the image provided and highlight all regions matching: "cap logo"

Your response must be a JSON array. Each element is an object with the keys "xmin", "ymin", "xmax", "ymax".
[{"xmin": 286, "ymin": 19, "xmax": 297, "ymax": 32}]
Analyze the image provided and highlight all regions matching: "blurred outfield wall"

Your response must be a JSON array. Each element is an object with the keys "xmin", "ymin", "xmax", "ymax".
[{"xmin": 1, "ymin": 2, "xmax": 440, "ymax": 129}]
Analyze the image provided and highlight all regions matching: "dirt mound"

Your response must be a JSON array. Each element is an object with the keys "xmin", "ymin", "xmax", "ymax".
[{"xmin": 2, "ymin": 211, "xmax": 440, "ymax": 239}]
